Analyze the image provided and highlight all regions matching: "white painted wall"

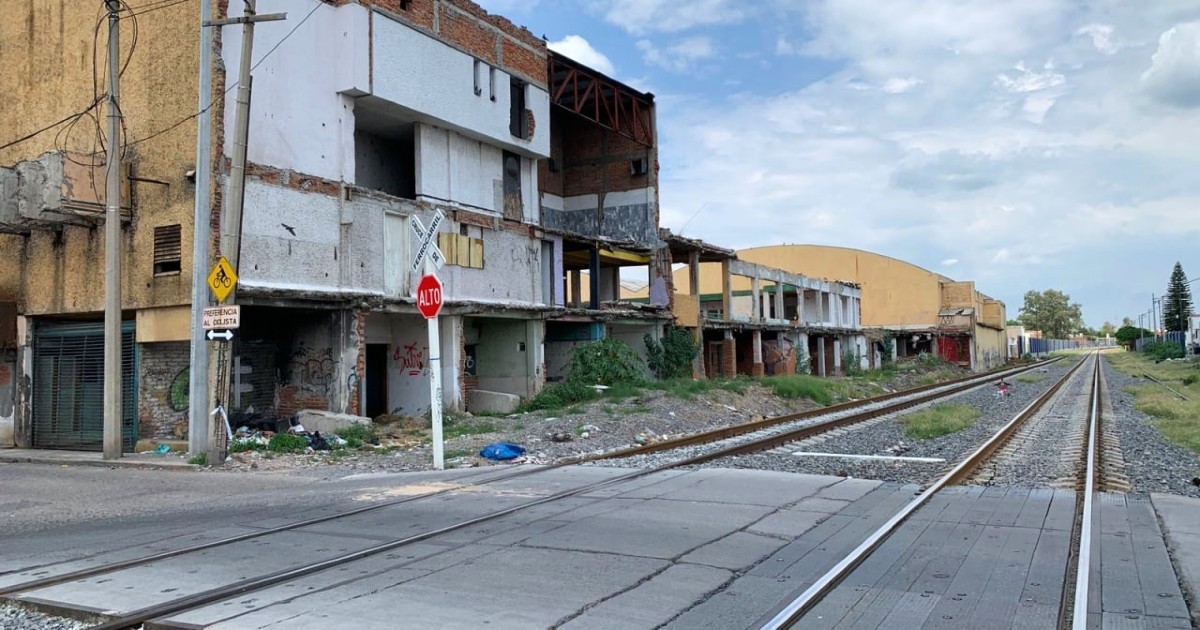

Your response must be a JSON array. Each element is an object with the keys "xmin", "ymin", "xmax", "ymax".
[
  {"xmin": 372, "ymin": 14, "xmax": 550, "ymax": 158},
  {"xmin": 436, "ymin": 228, "xmax": 541, "ymax": 304},
  {"xmin": 222, "ymin": 1, "xmax": 367, "ymax": 181},
  {"xmin": 416, "ymin": 126, "xmax": 539, "ymax": 217}
]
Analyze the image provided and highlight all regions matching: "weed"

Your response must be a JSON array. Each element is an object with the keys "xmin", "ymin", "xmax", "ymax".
[
  {"xmin": 445, "ymin": 448, "xmax": 475, "ymax": 459},
  {"xmin": 336, "ymin": 424, "xmax": 375, "ymax": 449},
  {"xmin": 188, "ymin": 453, "xmax": 208, "ymax": 466},
  {"xmin": 518, "ymin": 381, "xmax": 598, "ymax": 412},
  {"xmin": 1183, "ymin": 374, "xmax": 1199, "ymax": 386},
  {"xmin": 629, "ymin": 405, "xmax": 653, "ymax": 414},
  {"xmin": 763, "ymin": 375, "xmax": 834, "ymax": 405},
  {"xmin": 1015, "ymin": 374, "xmax": 1046, "ymax": 384},
  {"xmin": 602, "ymin": 404, "xmax": 616, "ymax": 415},
  {"xmin": 229, "ymin": 439, "xmax": 263, "ymax": 453},
  {"xmin": 644, "ymin": 327, "xmax": 699, "ymax": 379},
  {"xmin": 568, "ymin": 338, "xmax": 646, "ymax": 386},
  {"xmin": 268, "ymin": 434, "xmax": 309, "ymax": 453},
  {"xmin": 902, "ymin": 404, "xmax": 981, "ymax": 440},
  {"xmin": 602, "ymin": 382, "xmax": 641, "ymax": 402},
  {"xmin": 444, "ymin": 418, "xmax": 499, "ymax": 439}
]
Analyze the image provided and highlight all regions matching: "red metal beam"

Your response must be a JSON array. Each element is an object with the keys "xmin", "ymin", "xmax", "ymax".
[{"xmin": 549, "ymin": 54, "xmax": 654, "ymax": 147}]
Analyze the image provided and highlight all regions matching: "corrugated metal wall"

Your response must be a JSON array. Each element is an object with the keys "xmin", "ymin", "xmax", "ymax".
[{"xmin": 32, "ymin": 321, "xmax": 137, "ymax": 451}]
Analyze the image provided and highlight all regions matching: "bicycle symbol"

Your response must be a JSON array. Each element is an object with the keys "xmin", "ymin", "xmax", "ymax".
[{"xmin": 214, "ymin": 267, "xmax": 232, "ymax": 288}]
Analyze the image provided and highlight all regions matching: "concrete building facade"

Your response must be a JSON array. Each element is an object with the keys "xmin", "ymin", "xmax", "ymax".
[
  {"xmin": 1, "ymin": 0, "xmax": 670, "ymax": 450},
  {"xmin": 672, "ymin": 245, "xmax": 1007, "ymax": 372}
]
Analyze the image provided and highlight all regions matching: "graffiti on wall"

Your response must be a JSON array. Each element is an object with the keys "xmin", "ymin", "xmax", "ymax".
[
  {"xmin": 393, "ymin": 342, "xmax": 428, "ymax": 376},
  {"xmin": 289, "ymin": 345, "xmax": 336, "ymax": 398},
  {"xmin": 762, "ymin": 336, "xmax": 795, "ymax": 376},
  {"xmin": 169, "ymin": 368, "xmax": 189, "ymax": 411}
]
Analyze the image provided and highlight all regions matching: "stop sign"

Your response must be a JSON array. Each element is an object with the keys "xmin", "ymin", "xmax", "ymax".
[{"xmin": 416, "ymin": 274, "xmax": 443, "ymax": 319}]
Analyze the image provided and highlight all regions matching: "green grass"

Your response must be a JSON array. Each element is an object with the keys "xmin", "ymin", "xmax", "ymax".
[
  {"xmin": 268, "ymin": 434, "xmax": 309, "ymax": 453},
  {"xmin": 1015, "ymin": 374, "xmax": 1045, "ymax": 384},
  {"xmin": 443, "ymin": 419, "xmax": 499, "ymax": 439},
  {"xmin": 646, "ymin": 377, "xmax": 749, "ymax": 399},
  {"xmin": 901, "ymin": 404, "xmax": 981, "ymax": 440},
  {"xmin": 516, "ymin": 381, "xmax": 598, "ymax": 412},
  {"xmin": 335, "ymin": 424, "xmax": 375, "ymax": 448},
  {"xmin": 188, "ymin": 453, "xmax": 208, "ymax": 465},
  {"xmin": 762, "ymin": 374, "xmax": 834, "ymax": 405},
  {"xmin": 602, "ymin": 382, "xmax": 641, "ymax": 402}
]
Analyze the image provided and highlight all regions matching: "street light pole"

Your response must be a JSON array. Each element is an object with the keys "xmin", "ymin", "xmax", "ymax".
[{"xmin": 103, "ymin": 0, "xmax": 124, "ymax": 460}]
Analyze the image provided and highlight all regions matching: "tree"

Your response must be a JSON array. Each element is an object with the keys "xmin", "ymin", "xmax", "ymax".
[
  {"xmin": 1005, "ymin": 319, "xmax": 1021, "ymax": 326},
  {"xmin": 1115, "ymin": 325, "xmax": 1153, "ymax": 347},
  {"xmin": 1017, "ymin": 289, "xmax": 1083, "ymax": 339},
  {"xmin": 1122, "ymin": 316, "xmax": 1134, "ymax": 327},
  {"xmin": 1100, "ymin": 321, "xmax": 1116, "ymax": 336},
  {"xmin": 1162, "ymin": 262, "xmax": 1193, "ymax": 333}
]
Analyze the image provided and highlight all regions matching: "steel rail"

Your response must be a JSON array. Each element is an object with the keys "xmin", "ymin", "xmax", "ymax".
[
  {"xmin": 757, "ymin": 353, "xmax": 1090, "ymax": 629},
  {"xmin": 1070, "ymin": 356, "xmax": 1101, "ymax": 629},
  {"xmin": 0, "ymin": 359, "xmax": 1054, "ymax": 602}
]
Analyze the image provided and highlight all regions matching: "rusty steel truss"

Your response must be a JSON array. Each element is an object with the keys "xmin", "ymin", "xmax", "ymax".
[{"xmin": 549, "ymin": 52, "xmax": 654, "ymax": 147}]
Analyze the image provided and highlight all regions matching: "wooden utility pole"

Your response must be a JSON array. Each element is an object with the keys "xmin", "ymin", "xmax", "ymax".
[
  {"xmin": 103, "ymin": 0, "xmax": 123, "ymax": 460},
  {"xmin": 202, "ymin": 1, "xmax": 285, "ymax": 465}
]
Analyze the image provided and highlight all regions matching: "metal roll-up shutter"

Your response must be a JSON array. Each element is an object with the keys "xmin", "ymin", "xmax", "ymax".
[{"xmin": 32, "ymin": 321, "xmax": 137, "ymax": 451}]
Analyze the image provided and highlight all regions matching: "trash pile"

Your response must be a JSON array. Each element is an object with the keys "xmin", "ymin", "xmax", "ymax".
[{"xmin": 228, "ymin": 422, "xmax": 349, "ymax": 453}]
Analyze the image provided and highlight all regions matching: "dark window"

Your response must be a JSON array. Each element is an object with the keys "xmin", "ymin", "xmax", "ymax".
[
  {"xmin": 153, "ymin": 224, "xmax": 182, "ymax": 275},
  {"xmin": 510, "ymin": 78, "xmax": 527, "ymax": 138},
  {"xmin": 502, "ymin": 150, "xmax": 522, "ymax": 220}
]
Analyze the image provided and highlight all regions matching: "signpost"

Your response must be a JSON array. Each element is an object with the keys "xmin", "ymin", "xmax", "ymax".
[
  {"xmin": 202, "ymin": 305, "xmax": 241, "ymax": 330},
  {"xmin": 411, "ymin": 212, "xmax": 447, "ymax": 469},
  {"xmin": 207, "ymin": 256, "xmax": 238, "ymax": 304}
]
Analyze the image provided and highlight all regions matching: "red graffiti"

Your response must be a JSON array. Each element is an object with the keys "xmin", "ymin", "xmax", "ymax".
[{"xmin": 393, "ymin": 343, "xmax": 426, "ymax": 376}]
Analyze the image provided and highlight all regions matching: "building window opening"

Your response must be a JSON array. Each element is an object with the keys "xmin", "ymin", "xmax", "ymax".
[
  {"xmin": 153, "ymin": 224, "xmax": 182, "ymax": 275},
  {"xmin": 502, "ymin": 150, "xmax": 522, "ymax": 220},
  {"xmin": 510, "ymin": 77, "xmax": 527, "ymax": 138},
  {"xmin": 353, "ymin": 119, "xmax": 416, "ymax": 199}
]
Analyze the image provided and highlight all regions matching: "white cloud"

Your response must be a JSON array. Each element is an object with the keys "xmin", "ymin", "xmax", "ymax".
[
  {"xmin": 649, "ymin": 1, "xmax": 1200, "ymax": 326},
  {"xmin": 1076, "ymin": 24, "xmax": 1120, "ymax": 55},
  {"xmin": 637, "ymin": 36, "xmax": 717, "ymax": 73},
  {"xmin": 599, "ymin": 0, "xmax": 744, "ymax": 35},
  {"xmin": 1141, "ymin": 23, "xmax": 1200, "ymax": 108},
  {"xmin": 881, "ymin": 77, "xmax": 922, "ymax": 94},
  {"xmin": 548, "ymin": 35, "xmax": 616, "ymax": 76}
]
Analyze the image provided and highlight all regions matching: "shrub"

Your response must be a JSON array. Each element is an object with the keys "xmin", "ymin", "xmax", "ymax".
[
  {"xmin": 188, "ymin": 453, "xmax": 208, "ymax": 466},
  {"xmin": 268, "ymin": 433, "xmax": 309, "ymax": 453},
  {"xmin": 519, "ymin": 380, "xmax": 598, "ymax": 412},
  {"xmin": 336, "ymin": 424, "xmax": 375, "ymax": 448},
  {"xmin": 644, "ymin": 327, "xmax": 699, "ymax": 379},
  {"xmin": 568, "ymin": 338, "xmax": 646, "ymax": 386},
  {"xmin": 843, "ymin": 350, "xmax": 865, "ymax": 376},
  {"xmin": 1183, "ymin": 374, "xmax": 1198, "ymax": 386},
  {"xmin": 1143, "ymin": 340, "xmax": 1185, "ymax": 362}
]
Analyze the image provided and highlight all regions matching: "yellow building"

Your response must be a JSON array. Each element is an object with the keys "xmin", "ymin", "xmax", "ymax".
[
  {"xmin": 660, "ymin": 245, "xmax": 1007, "ymax": 371},
  {"xmin": 1, "ymin": 1, "xmax": 207, "ymax": 449}
]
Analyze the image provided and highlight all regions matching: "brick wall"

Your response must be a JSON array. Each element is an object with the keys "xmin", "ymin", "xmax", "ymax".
[
  {"xmin": 350, "ymin": 0, "xmax": 547, "ymax": 86},
  {"xmin": 138, "ymin": 342, "xmax": 190, "ymax": 440},
  {"xmin": 720, "ymin": 337, "xmax": 736, "ymax": 378}
]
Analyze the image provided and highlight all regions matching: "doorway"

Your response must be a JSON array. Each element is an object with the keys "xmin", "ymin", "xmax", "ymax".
[{"xmin": 366, "ymin": 344, "xmax": 388, "ymax": 418}]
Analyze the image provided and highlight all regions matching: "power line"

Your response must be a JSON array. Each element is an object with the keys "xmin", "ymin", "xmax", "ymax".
[{"xmin": 0, "ymin": 99, "xmax": 105, "ymax": 152}]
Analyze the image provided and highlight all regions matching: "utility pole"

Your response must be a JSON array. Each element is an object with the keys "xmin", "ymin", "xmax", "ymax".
[
  {"xmin": 188, "ymin": 0, "xmax": 215, "ymax": 457},
  {"xmin": 202, "ymin": 1, "xmax": 285, "ymax": 465},
  {"xmin": 103, "ymin": 0, "xmax": 123, "ymax": 460}
]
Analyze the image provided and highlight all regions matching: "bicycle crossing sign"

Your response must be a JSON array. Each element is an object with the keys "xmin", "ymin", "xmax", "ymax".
[{"xmin": 207, "ymin": 256, "xmax": 239, "ymax": 303}]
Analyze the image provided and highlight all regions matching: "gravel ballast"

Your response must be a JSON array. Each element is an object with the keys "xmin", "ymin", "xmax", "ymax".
[
  {"xmin": 0, "ymin": 606, "xmax": 88, "ymax": 630},
  {"xmin": 1102, "ymin": 357, "xmax": 1200, "ymax": 498}
]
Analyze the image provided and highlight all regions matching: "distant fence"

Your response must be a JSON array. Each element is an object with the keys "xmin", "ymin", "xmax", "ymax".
[
  {"xmin": 1027, "ymin": 337, "xmax": 1117, "ymax": 356},
  {"xmin": 1133, "ymin": 331, "xmax": 1188, "ymax": 353}
]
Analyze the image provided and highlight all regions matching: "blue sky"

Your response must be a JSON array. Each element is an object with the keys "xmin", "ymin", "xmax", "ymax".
[{"xmin": 479, "ymin": 0, "xmax": 1200, "ymax": 330}]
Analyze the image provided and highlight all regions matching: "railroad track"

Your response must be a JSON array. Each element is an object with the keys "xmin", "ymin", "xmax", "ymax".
[
  {"xmin": 0, "ymin": 359, "xmax": 1062, "ymax": 629},
  {"xmin": 757, "ymin": 352, "xmax": 1114, "ymax": 630}
]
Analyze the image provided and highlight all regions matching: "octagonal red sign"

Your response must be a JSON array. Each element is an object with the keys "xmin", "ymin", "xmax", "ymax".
[{"xmin": 417, "ymin": 274, "xmax": 443, "ymax": 319}]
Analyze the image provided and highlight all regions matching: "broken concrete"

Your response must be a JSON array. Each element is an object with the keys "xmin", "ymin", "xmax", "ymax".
[
  {"xmin": 295, "ymin": 410, "xmax": 372, "ymax": 435},
  {"xmin": 469, "ymin": 390, "xmax": 521, "ymax": 414}
]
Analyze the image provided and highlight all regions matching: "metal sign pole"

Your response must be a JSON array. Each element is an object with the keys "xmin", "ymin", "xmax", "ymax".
[{"xmin": 428, "ymin": 309, "xmax": 444, "ymax": 470}]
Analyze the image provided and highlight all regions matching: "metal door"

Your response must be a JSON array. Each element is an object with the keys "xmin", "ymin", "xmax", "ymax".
[{"xmin": 33, "ymin": 321, "xmax": 137, "ymax": 451}]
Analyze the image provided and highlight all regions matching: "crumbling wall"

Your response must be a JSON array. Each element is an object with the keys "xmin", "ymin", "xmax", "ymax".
[{"xmin": 138, "ymin": 342, "xmax": 190, "ymax": 440}]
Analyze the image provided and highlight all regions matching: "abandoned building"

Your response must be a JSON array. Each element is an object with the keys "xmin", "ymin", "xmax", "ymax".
[
  {"xmin": 0, "ymin": 0, "xmax": 671, "ymax": 452},
  {"xmin": 669, "ymin": 244, "xmax": 1008, "ymax": 372},
  {"xmin": 626, "ymin": 233, "xmax": 869, "ymax": 378}
]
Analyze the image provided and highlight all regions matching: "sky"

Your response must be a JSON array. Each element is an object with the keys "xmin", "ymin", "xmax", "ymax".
[{"xmin": 478, "ymin": 0, "xmax": 1200, "ymax": 330}]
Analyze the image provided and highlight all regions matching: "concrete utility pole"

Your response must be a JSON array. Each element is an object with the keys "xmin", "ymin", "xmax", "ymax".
[
  {"xmin": 203, "ymin": 1, "xmax": 285, "ymax": 465},
  {"xmin": 188, "ymin": 0, "xmax": 215, "ymax": 457},
  {"xmin": 103, "ymin": 0, "xmax": 123, "ymax": 460}
]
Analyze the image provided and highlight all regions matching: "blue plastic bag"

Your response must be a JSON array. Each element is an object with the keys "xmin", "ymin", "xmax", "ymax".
[{"xmin": 479, "ymin": 442, "xmax": 525, "ymax": 461}]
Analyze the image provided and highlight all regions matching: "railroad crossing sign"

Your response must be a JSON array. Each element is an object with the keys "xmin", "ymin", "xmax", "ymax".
[
  {"xmin": 207, "ymin": 256, "xmax": 238, "ymax": 303},
  {"xmin": 410, "ymin": 210, "xmax": 446, "ymax": 273},
  {"xmin": 417, "ymin": 274, "xmax": 444, "ymax": 319},
  {"xmin": 202, "ymin": 305, "xmax": 241, "ymax": 330}
]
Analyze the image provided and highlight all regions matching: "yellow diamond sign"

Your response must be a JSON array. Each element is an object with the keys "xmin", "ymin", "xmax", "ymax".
[{"xmin": 207, "ymin": 256, "xmax": 238, "ymax": 303}]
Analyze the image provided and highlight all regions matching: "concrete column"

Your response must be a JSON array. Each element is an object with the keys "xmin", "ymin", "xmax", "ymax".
[
  {"xmin": 751, "ymin": 275, "xmax": 761, "ymax": 322},
  {"xmin": 689, "ymin": 251, "xmax": 700, "ymax": 296},
  {"xmin": 589, "ymin": 247, "xmax": 601, "ymax": 310},
  {"xmin": 570, "ymin": 270, "xmax": 581, "ymax": 307},
  {"xmin": 526, "ymin": 319, "xmax": 543, "ymax": 396},
  {"xmin": 816, "ymin": 290, "xmax": 825, "ymax": 326},
  {"xmin": 833, "ymin": 338, "xmax": 843, "ymax": 374},
  {"xmin": 969, "ymin": 337, "xmax": 977, "ymax": 372},
  {"xmin": 816, "ymin": 337, "xmax": 826, "ymax": 377},
  {"xmin": 751, "ymin": 329, "xmax": 764, "ymax": 376},
  {"xmin": 12, "ymin": 315, "xmax": 31, "ymax": 448},
  {"xmin": 722, "ymin": 330, "xmax": 736, "ymax": 377},
  {"xmin": 442, "ymin": 316, "xmax": 463, "ymax": 410},
  {"xmin": 774, "ymin": 282, "xmax": 786, "ymax": 321},
  {"xmin": 721, "ymin": 259, "xmax": 732, "ymax": 321},
  {"xmin": 798, "ymin": 332, "xmax": 809, "ymax": 374}
]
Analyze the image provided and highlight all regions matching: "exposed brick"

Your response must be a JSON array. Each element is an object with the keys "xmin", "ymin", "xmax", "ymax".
[
  {"xmin": 438, "ymin": 5, "xmax": 498, "ymax": 62},
  {"xmin": 720, "ymin": 338, "xmax": 736, "ymax": 378},
  {"xmin": 137, "ymin": 342, "xmax": 190, "ymax": 440},
  {"xmin": 501, "ymin": 38, "xmax": 546, "ymax": 87}
]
